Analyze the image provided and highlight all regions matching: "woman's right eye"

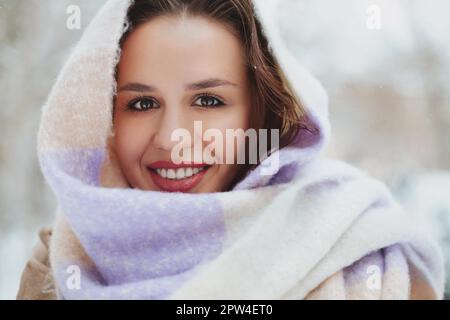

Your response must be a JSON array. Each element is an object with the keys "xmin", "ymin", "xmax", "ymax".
[{"xmin": 127, "ymin": 97, "xmax": 158, "ymax": 111}]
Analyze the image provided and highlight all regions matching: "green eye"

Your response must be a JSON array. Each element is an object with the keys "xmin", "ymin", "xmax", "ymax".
[{"xmin": 127, "ymin": 97, "xmax": 158, "ymax": 111}]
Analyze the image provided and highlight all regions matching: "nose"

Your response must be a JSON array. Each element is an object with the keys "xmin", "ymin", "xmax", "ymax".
[{"xmin": 151, "ymin": 106, "xmax": 191, "ymax": 153}]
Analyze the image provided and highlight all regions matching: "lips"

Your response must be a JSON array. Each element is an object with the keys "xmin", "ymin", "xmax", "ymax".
[{"xmin": 147, "ymin": 161, "xmax": 211, "ymax": 192}]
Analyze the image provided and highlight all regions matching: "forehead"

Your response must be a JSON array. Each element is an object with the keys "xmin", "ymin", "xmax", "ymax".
[{"xmin": 118, "ymin": 15, "xmax": 247, "ymax": 82}]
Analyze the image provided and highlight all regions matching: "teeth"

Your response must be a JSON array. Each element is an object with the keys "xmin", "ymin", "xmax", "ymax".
[
  {"xmin": 176, "ymin": 168, "xmax": 185, "ymax": 179},
  {"xmin": 154, "ymin": 167, "xmax": 207, "ymax": 180},
  {"xmin": 167, "ymin": 169, "xmax": 176, "ymax": 179}
]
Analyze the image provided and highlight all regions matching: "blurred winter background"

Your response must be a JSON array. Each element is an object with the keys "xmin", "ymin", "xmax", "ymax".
[{"xmin": 0, "ymin": 0, "xmax": 449, "ymax": 299}]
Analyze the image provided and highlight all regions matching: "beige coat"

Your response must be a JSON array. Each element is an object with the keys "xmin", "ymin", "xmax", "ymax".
[{"xmin": 16, "ymin": 228, "xmax": 57, "ymax": 300}]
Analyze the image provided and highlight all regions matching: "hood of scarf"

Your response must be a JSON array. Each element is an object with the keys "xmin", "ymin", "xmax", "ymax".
[{"xmin": 36, "ymin": 0, "xmax": 444, "ymax": 299}]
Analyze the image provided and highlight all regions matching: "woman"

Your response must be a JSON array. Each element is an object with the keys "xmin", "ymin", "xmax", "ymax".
[{"xmin": 17, "ymin": 0, "xmax": 444, "ymax": 299}]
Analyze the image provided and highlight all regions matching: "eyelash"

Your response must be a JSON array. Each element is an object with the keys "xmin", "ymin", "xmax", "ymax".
[
  {"xmin": 125, "ymin": 92, "xmax": 226, "ymax": 112},
  {"xmin": 195, "ymin": 92, "xmax": 226, "ymax": 108},
  {"xmin": 125, "ymin": 96, "xmax": 157, "ymax": 112}
]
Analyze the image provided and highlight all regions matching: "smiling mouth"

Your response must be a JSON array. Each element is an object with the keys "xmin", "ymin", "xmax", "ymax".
[
  {"xmin": 147, "ymin": 162, "xmax": 212, "ymax": 192},
  {"xmin": 150, "ymin": 166, "xmax": 211, "ymax": 180}
]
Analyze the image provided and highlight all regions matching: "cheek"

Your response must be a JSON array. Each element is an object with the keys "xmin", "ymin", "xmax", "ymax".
[
  {"xmin": 234, "ymin": 103, "xmax": 252, "ymax": 129},
  {"xmin": 203, "ymin": 107, "xmax": 250, "ymax": 130},
  {"xmin": 114, "ymin": 119, "xmax": 149, "ymax": 170},
  {"xmin": 200, "ymin": 106, "xmax": 252, "ymax": 166}
]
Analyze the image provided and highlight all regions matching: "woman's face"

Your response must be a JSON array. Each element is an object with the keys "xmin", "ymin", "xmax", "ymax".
[{"xmin": 113, "ymin": 15, "xmax": 252, "ymax": 193}]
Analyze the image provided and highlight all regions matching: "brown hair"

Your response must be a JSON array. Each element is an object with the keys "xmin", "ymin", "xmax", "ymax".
[{"xmin": 116, "ymin": 0, "xmax": 312, "ymax": 187}]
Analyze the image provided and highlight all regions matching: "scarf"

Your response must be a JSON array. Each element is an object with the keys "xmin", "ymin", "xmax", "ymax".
[{"xmin": 37, "ymin": 0, "xmax": 444, "ymax": 299}]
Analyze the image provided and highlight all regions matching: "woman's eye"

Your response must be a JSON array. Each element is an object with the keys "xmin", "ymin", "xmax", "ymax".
[
  {"xmin": 194, "ymin": 95, "xmax": 224, "ymax": 108},
  {"xmin": 127, "ymin": 98, "xmax": 157, "ymax": 111}
]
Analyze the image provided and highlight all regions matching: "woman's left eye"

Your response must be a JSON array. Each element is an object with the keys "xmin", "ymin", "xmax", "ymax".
[{"xmin": 193, "ymin": 95, "xmax": 225, "ymax": 108}]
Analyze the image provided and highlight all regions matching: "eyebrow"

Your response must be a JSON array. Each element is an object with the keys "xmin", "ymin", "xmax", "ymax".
[{"xmin": 117, "ymin": 78, "xmax": 238, "ymax": 93}]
